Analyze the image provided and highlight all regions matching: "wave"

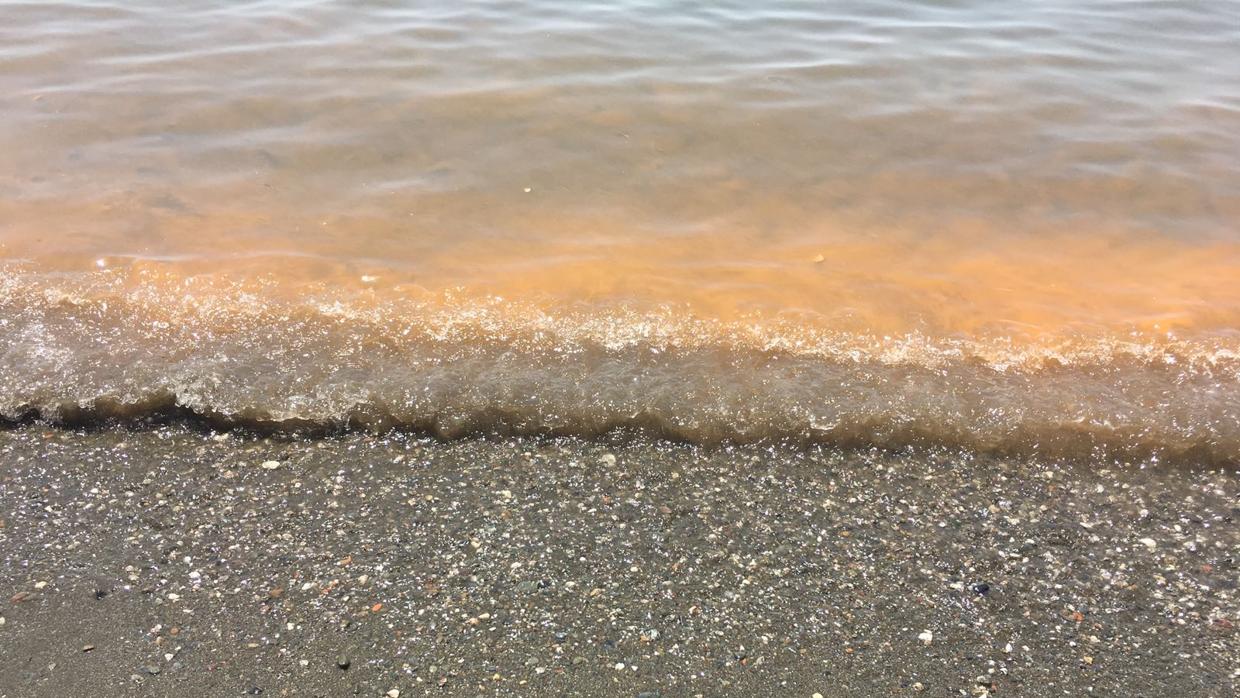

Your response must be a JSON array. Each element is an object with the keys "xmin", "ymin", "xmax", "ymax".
[{"xmin": 2, "ymin": 264, "xmax": 1239, "ymax": 464}]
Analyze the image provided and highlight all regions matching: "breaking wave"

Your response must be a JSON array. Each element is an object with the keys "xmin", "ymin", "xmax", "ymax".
[{"xmin": 3, "ymin": 264, "xmax": 1238, "ymax": 465}]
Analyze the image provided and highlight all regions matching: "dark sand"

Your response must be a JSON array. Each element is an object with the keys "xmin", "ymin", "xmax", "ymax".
[{"xmin": 0, "ymin": 427, "xmax": 1236, "ymax": 697}]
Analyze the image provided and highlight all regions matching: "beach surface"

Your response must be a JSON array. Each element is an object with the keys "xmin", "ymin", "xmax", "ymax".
[
  {"xmin": 1, "ymin": 427, "xmax": 1235, "ymax": 697},
  {"xmin": 3, "ymin": 3, "xmax": 1240, "ymax": 694}
]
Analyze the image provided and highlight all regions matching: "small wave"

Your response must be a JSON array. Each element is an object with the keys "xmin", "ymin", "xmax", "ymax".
[{"xmin": 2, "ymin": 265, "xmax": 1239, "ymax": 465}]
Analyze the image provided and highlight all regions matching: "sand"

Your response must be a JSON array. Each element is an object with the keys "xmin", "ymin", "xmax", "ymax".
[{"xmin": 0, "ymin": 426, "xmax": 1236, "ymax": 697}]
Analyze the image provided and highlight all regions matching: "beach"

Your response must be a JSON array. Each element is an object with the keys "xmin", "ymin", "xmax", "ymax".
[
  {"xmin": 1, "ymin": 427, "xmax": 1236, "ymax": 696},
  {"xmin": 3, "ymin": 1, "xmax": 1240, "ymax": 695}
]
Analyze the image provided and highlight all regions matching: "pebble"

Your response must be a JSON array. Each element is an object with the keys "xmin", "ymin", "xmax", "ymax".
[
  {"xmin": 260, "ymin": 460, "xmax": 281, "ymax": 470},
  {"xmin": 336, "ymin": 657, "xmax": 351, "ymax": 670},
  {"xmin": 918, "ymin": 630, "xmax": 934, "ymax": 645},
  {"xmin": 386, "ymin": 690, "xmax": 400, "ymax": 698},
  {"xmin": 1139, "ymin": 537, "xmax": 1157, "ymax": 548},
  {"xmin": 142, "ymin": 665, "xmax": 161, "ymax": 675}
]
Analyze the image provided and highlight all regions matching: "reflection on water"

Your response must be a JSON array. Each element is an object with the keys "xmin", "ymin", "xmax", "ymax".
[{"xmin": 1, "ymin": 1, "xmax": 1239, "ymax": 457}]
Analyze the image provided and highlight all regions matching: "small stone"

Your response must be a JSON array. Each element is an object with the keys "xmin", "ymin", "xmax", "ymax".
[
  {"xmin": 81, "ymin": 645, "xmax": 95, "ymax": 652},
  {"xmin": 386, "ymin": 690, "xmax": 400, "ymax": 698},
  {"xmin": 1139, "ymin": 537, "xmax": 1157, "ymax": 548},
  {"xmin": 33, "ymin": 581, "xmax": 48, "ymax": 590},
  {"xmin": 260, "ymin": 460, "xmax": 281, "ymax": 470},
  {"xmin": 811, "ymin": 254, "xmax": 825, "ymax": 263},
  {"xmin": 912, "ymin": 684, "xmax": 925, "ymax": 692},
  {"xmin": 918, "ymin": 630, "xmax": 934, "ymax": 645},
  {"xmin": 337, "ymin": 657, "xmax": 351, "ymax": 670},
  {"xmin": 142, "ymin": 665, "xmax": 161, "ymax": 675},
  {"xmin": 813, "ymin": 694, "xmax": 825, "ymax": 698},
  {"xmin": 600, "ymin": 453, "xmax": 617, "ymax": 466},
  {"xmin": 614, "ymin": 662, "xmax": 625, "ymax": 671}
]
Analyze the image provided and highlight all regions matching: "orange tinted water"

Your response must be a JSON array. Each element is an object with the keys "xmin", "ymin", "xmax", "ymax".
[{"xmin": 2, "ymin": 1, "xmax": 1239, "ymax": 459}]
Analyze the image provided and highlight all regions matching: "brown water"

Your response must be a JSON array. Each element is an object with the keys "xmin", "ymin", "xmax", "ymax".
[{"xmin": 2, "ymin": 1, "xmax": 1240, "ymax": 461}]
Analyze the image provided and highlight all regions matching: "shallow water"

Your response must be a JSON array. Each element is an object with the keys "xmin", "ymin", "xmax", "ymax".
[{"xmin": 2, "ymin": 1, "xmax": 1239, "ymax": 460}]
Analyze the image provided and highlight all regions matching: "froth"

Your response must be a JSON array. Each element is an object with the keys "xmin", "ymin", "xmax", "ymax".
[{"xmin": 2, "ymin": 263, "xmax": 1238, "ymax": 464}]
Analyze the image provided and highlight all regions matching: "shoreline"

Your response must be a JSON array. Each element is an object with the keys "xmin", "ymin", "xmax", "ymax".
[{"xmin": 1, "ymin": 427, "xmax": 1236, "ymax": 696}]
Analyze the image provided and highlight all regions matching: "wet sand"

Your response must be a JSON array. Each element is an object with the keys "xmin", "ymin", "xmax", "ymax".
[{"xmin": 0, "ymin": 427, "xmax": 1235, "ymax": 697}]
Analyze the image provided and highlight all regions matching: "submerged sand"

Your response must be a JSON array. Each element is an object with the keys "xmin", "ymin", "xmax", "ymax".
[{"xmin": 0, "ymin": 427, "xmax": 1235, "ymax": 696}]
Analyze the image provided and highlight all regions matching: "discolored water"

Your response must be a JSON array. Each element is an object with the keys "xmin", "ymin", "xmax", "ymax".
[{"xmin": 1, "ymin": 1, "xmax": 1239, "ymax": 460}]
